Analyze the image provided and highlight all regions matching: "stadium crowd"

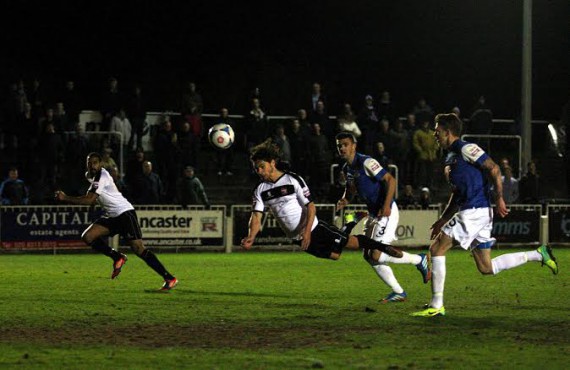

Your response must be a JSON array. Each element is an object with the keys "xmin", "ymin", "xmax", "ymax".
[{"xmin": 0, "ymin": 77, "xmax": 540, "ymax": 206}]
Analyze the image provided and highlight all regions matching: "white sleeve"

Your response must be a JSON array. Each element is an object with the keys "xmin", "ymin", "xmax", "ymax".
[
  {"xmin": 295, "ymin": 176, "xmax": 313, "ymax": 205},
  {"xmin": 461, "ymin": 143, "xmax": 487, "ymax": 164},
  {"xmin": 252, "ymin": 186, "xmax": 264, "ymax": 213},
  {"xmin": 363, "ymin": 158, "xmax": 385, "ymax": 178}
]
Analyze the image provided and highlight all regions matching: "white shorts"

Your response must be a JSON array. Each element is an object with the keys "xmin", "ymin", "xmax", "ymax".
[
  {"xmin": 441, "ymin": 207, "xmax": 495, "ymax": 250},
  {"xmin": 363, "ymin": 202, "xmax": 399, "ymax": 244}
]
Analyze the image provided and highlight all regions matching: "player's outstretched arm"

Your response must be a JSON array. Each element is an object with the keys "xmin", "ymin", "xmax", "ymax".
[
  {"xmin": 241, "ymin": 211, "xmax": 262, "ymax": 250},
  {"xmin": 54, "ymin": 190, "xmax": 97, "ymax": 206}
]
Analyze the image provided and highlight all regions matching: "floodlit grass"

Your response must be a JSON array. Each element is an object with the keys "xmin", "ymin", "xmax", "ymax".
[{"xmin": 0, "ymin": 249, "xmax": 568, "ymax": 369}]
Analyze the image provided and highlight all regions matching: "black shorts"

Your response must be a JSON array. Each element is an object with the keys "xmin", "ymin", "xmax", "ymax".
[
  {"xmin": 294, "ymin": 220, "xmax": 349, "ymax": 259},
  {"xmin": 94, "ymin": 209, "xmax": 143, "ymax": 241}
]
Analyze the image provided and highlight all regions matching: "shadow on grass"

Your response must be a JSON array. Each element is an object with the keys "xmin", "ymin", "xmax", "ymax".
[{"xmin": 144, "ymin": 288, "xmax": 292, "ymax": 299}]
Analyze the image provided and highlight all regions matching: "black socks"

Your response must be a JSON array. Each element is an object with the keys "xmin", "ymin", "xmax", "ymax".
[
  {"xmin": 140, "ymin": 249, "xmax": 174, "ymax": 280},
  {"xmin": 89, "ymin": 239, "xmax": 121, "ymax": 260}
]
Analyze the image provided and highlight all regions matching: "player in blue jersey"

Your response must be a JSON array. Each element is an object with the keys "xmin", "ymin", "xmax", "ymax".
[
  {"xmin": 411, "ymin": 113, "xmax": 558, "ymax": 317},
  {"xmin": 335, "ymin": 132, "xmax": 431, "ymax": 303}
]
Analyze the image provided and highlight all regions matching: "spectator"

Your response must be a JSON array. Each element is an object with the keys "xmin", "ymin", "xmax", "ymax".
[
  {"xmin": 109, "ymin": 108, "xmax": 132, "ymax": 155},
  {"xmin": 271, "ymin": 124, "xmax": 291, "ymax": 169},
  {"xmin": 153, "ymin": 115, "xmax": 179, "ymax": 199},
  {"xmin": 109, "ymin": 165, "xmax": 129, "ymax": 198},
  {"xmin": 180, "ymin": 81, "xmax": 203, "ymax": 115},
  {"xmin": 309, "ymin": 82, "xmax": 326, "ymax": 113},
  {"xmin": 125, "ymin": 147, "xmax": 146, "ymax": 190},
  {"xmin": 54, "ymin": 102, "xmax": 73, "ymax": 132},
  {"xmin": 100, "ymin": 148, "xmax": 118, "ymax": 171},
  {"xmin": 246, "ymin": 98, "xmax": 268, "ymax": 149},
  {"xmin": 388, "ymin": 119, "xmax": 410, "ymax": 185},
  {"xmin": 132, "ymin": 160, "xmax": 164, "ymax": 204},
  {"xmin": 177, "ymin": 121, "xmax": 199, "ymax": 169},
  {"xmin": 467, "ymin": 95, "xmax": 493, "ymax": 135},
  {"xmin": 372, "ymin": 142, "xmax": 391, "ymax": 169},
  {"xmin": 215, "ymin": 108, "xmax": 235, "ymax": 176},
  {"xmin": 0, "ymin": 167, "xmax": 29, "ymax": 205},
  {"xmin": 412, "ymin": 97, "xmax": 434, "ymax": 125},
  {"xmin": 64, "ymin": 122, "xmax": 90, "ymax": 195},
  {"xmin": 288, "ymin": 118, "xmax": 308, "ymax": 176},
  {"xmin": 377, "ymin": 90, "xmax": 398, "ymax": 125},
  {"xmin": 296, "ymin": 108, "xmax": 312, "ymax": 136},
  {"xmin": 37, "ymin": 122, "xmax": 64, "ymax": 192},
  {"xmin": 60, "ymin": 80, "xmax": 83, "ymax": 126},
  {"xmin": 99, "ymin": 77, "xmax": 123, "ymax": 131},
  {"xmin": 176, "ymin": 166, "xmax": 210, "ymax": 208},
  {"xmin": 125, "ymin": 85, "xmax": 147, "ymax": 152},
  {"xmin": 397, "ymin": 184, "xmax": 418, "ymax": 209},
  {"xmin": 519, "ymin": 161, "xmax": 540, "ymax": 204},
  {"xmin": 412, "ymin": 119, "xmax": 438, "ymax": 189},
  {"xmin": 404, "ymin": 113, "xmax": 419, "ymax": 187},
  {"xmin": 337, "ymin": 103, "xmax": 362, "ymax": 138},
  {"xmin": 419, "ymin": 187, "xmax": 431, "ymax": 209},
  {"xmin": 501, "ymin": 166, "xmax": 519, "ymax": 204},
  {"xmin": 29, "ymin": 78, "xmax": 46, "ymax": 118},
  {"xmin": 306, "ymin": 122, "xmax": 332, "ymax": 200},
  {"xmin": 366, "ymin": 118, "xmax": 390, "ymax": 157},
  {"xmin": 357, "ymin": 94, "xmax": 379, "ymax": 146}
]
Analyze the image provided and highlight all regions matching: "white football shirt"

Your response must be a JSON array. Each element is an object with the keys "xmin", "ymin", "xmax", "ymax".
[
  {"xmin": 252, "ymin": 172, "xmax": 318, "ymax": 239},
  {"xmin": 88, "ymin": 168, "xmax": 134, "ymax": 217}
]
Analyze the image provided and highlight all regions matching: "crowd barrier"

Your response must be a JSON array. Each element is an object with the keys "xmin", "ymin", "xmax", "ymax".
[{"xmin": 2, "ymin": 203, "xmax": 567, "ymax": 254}]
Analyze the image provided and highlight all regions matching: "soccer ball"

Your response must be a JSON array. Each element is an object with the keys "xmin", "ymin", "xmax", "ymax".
[{"xmin": 208, "ymin": 123, "xmax": 235, "ymax": 149}]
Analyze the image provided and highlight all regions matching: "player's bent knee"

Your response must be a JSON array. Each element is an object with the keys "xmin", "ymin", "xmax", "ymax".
[
  {"xmin": 329, "ymin": 253, "xmax": 341, "ymax": 260},
  {"xmin": 478, "ymin": 266, "xmax": 494, "ymax": 275}
]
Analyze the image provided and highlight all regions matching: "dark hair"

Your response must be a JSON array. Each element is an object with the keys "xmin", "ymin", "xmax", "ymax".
[
  {"xmin": 87, "ymin": 152, "xmax": 102, "ymax": 161},
  {"xmin": 434, "ymin": 113, "xmax": 463, "ymax": 136},
  {"xmin": 335, "ymin": 131, "xmax": 357, "ymax": 143},
  {"xmin": 250, "ymin": 141, "xmax": 281, "ymax": 162}
]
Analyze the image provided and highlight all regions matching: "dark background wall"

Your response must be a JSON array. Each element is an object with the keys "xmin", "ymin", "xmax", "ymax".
[{"xmin": 0, "ymin": 0, "xmax": 568, "ymax": 119}]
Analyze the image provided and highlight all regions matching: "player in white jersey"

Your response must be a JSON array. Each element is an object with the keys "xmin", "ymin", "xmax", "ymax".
[
  {"xmin": 55, "ymin": 152, "xmax": 178, "ymax": 291},
  {"xmin": 335, "ymin": 132, "xmax": 431, "ymax": 304},
  {"xmin": 241, "ymin": 143, "xmax": 404, "ymax": 261},
  {"xmin": 411, "ymin": 113, "xmax": 558, "ymax": 317}
]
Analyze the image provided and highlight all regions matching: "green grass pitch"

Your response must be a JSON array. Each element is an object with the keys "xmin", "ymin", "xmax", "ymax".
[{"xmin": 0, "ymin": 248, "xmax": 568, "ymax": 369}]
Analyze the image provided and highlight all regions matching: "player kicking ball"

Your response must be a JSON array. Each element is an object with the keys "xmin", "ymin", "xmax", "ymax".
[
  {"xmin": 411, "ymin": 113, "xmax": 558, "ymax": 317},
  {"xmin": 241, "ymin": 142, "xmax": 403, "ymax": 262},
  {"xmin": 55, "ymin": 152, "xmax": 178, "ymax": 291}
]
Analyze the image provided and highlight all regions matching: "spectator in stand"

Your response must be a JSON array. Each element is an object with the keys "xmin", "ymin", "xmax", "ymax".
[
  {"xmin": 519, "ymin": 161, "xmax": 540, "ymax": 204},
  {"xmin": 451, "ymin": 106, "xmax": 461, "ymax": 118},
  {"xmin": 99, "ymin": 77, "xmax": 123, "ymax": 132},
  {"xmin": 153, "ymin": 115, "xmax": 179, "ymax": 199},
  {"xmin": 126, "ymin": 85, "xmax": 147, "ymax": 152},
  {"xmin": 215, "ymin": 108, "xmax": 235, "ymax": 176},
  {"xmin": 378, "ymin": 90, "xmax": 397, "ymax": 125},
  {"xmin": 419, "ymin": 187, "xmax": 431, "ymax": 209},
  {"xmin": 60, "ymin": 80, "xmax": 83, "ymax": 126},
  {"xmin": 37, "ymin": 122, "xmax": 65, "ymax": 192},
  {"xmin": 310, "ymin": 100, "xmax": 333, "ymax": 144},
  {"xmin": 412, "ymin": 119, "xmax": 438, "ymax": 189},
  {"xmin": 177, "ymin": 121, "xmax": 198, "ymax": 169},
  {"xmin": 124, "ymin": 148, "xmax": 146, "ymax": 198},
  {"xmin": 64, "ymin": 122, "xmax": 90, "ymax": 195},
  {"xmin": 467, "ymin": 95, "xmax": 493, "ymax": 136},
  {"xmin": 132, "ymin": 160, "xmax": 164, "ymax": 204},
  {"xmin": 398, "ymin": 184, "xmax": 418, "ymax": 209},
  {"xmin": 16, "ymin": 102, "xmax": 41, "ymax": 175},
  {"xmin": 288, "ymin": 118, "xmax": 308, "ymax": 176},
  {"xmin": 306, "ymin": 122, "xmax": 332, "ymax": 200},
  {"xmin": 357, "ymin": 94, "xmax": 379, "ymax": 146},
  {"xmin": 388, "ymin": 119, "xmax": 410, "ymax": 185},
  {"xmin": 0, "ymin": 167, "xmax": 29, "ymax": 205},
  {"xmin": 54, "ymin": 102, "xmax": 73, "ymax": 132},
  {"xmin": 366, "ymin": 118, "xmax": 390, "ymax": 156},
  {"xmin": 372, "ymin": 142, "xmax": 391, "ymax": 170},
  {"xmin": 109, "ymin": 165, "xmax": 129, "ymax": 198},
  {"xmin": 176, "ymin": 166, "xmax": 210, "ymax": 209},
  {"xmin": 309, "ymin": 82, "xmax": 326, "ymax": 113},
  {"xmin": 246, "ymin": 98, "xmax": 268, "ymax": 149},
  {"xmin": 180, "ymin": 81, "xmax": 203, "ymax": 116},
  {"xmin": 39, "ymin": 106, "xmax": 62, "ymax": 133},
  {"xmin": 296, "ymin": 108, "xmax": 312, "ymax": 136},
  {"xmin": 100, "ymin": 147, "xmax": 118, "ymax": 171},
  {"xmin": 271, "ymin": 124, "xmax": 291, "ymax": 169},
  {"xmin": 412, "ymin": 97, "xmax": 434, "ymax": 125},
  {"xmin": 337, "ymin": 103, "xmax": 362, "ymax": 139},
  {"xmin": 29, "ymin": 78, "xmax": 46, "ymax": 118},
  {"xmin": 501, "ymin": 166, "xmax": 519, "ymax": 204},
  {"xmin": 109, "ymin": 108, "xmax": 132, "ymax": 156}
]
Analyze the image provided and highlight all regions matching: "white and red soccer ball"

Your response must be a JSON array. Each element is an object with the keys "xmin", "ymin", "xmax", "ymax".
[{"xmin": 208, "ymin": 123, "xmax": 235, "ymax": 149}]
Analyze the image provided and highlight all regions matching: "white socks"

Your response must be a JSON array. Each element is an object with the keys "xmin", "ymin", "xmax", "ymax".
[
  {"xmin": 371, "ymin": 264, "xmax": 404, "ymax": 294},
  {"xmin": 430, "ymin": 256, "xmax": 446, "ymax": 309},
  {"xmin": 378, "ymin": 251, "xmax": 422, "ymax": 265},
  {"xmin": 491, "ymin": 250, "xmax": 541, "ymax": 275}
]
